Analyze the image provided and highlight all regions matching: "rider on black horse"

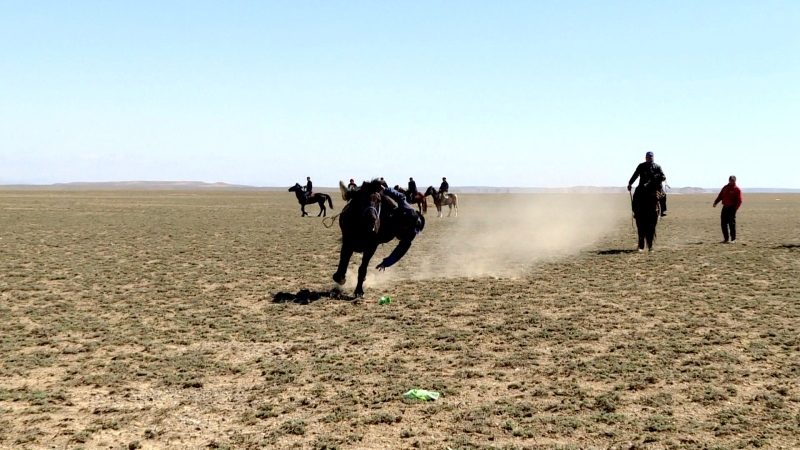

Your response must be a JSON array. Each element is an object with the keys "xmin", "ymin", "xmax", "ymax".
[
  {"xmin": 627, "ymin": 151, "xmax": 666, "ymax": 214},
  {"xmin": 304, "ymin": 177, "xmax": 314, "ymax": 200}
]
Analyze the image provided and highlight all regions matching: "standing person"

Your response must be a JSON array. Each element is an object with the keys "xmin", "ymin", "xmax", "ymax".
[
  {"xmin": 439, "ymin": 177, "xmax": 449, "ymax": 198},
  {"xmin": 407, "ymin": 177, "xmax": 418, "ymax": 202},
  {"xmin": 713, "ymin": 175, "xmax": 743, "ymax": 243},
  {"xmin": 305, "ymin": 176, "xmax": 313, "ymax": 199}
]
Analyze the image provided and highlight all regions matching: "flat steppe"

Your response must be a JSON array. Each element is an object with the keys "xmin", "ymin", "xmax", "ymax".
[{"xmin": 1, "ymin": 191, "xmax": 799, "ymax": 450}]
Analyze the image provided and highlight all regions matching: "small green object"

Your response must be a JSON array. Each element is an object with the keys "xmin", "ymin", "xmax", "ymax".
[
  {"xmin": 379, "ymin": 296, "xmax": 391, "ymax": 305},
  {"xmin": 403, "ymin": 389, "xmax": 440, "ymax": 401}
]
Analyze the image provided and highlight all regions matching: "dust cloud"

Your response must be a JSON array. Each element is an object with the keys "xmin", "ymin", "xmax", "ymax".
[{"xmin": 366, "ymin": 193, "xmax": 630, "ymax": 285}]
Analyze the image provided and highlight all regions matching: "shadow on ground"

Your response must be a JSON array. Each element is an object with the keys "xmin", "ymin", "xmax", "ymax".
[
  {"xmin": 272, "ymin": 289, "xmax": 355, "ymax": 304},
  {"xmin": 596, "ymin": 249, "xmax": 638, "ymax": 255}
]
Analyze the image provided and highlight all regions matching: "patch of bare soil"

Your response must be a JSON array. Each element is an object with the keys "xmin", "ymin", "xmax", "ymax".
[{"xmin": 1, "ymin": 190, "xmax": 799, "ymax": 449}]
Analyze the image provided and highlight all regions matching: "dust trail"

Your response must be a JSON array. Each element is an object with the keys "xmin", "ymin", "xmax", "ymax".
[{"xmin": 366, "ymin": 193, "xmax": 630, "ymax": 284}]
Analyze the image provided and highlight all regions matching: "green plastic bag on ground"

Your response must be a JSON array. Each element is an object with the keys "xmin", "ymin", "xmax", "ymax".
[{"xmin": 403, "ymin": 389, "xmax": 440, "ymax": 401}]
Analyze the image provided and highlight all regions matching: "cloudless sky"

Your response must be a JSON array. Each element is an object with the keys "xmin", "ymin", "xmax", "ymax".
[{"xmin": 1, "ymin": 1, "xmax": 798, "ymax": 188}]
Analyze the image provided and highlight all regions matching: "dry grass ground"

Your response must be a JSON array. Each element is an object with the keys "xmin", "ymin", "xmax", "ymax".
[{"xmin": 1, "ymin": 190, "xmax": 799, "ymax": 450}]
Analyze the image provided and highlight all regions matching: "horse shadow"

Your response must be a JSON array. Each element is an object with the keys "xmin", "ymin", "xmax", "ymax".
[
  {"xmin": 272, "ymin": 289, "xmax": 355, "ymax": 305},
  {"xmin": 596, "ymin": 249, "xmax": 639, "ymax": 255},
  {"xmin": 775, "ymin": 244, "xmax": 800, "ymax": 250}
]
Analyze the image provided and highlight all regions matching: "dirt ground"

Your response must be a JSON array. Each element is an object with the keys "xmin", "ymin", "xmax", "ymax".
[{"xmin": 1, "ymin": 190, "xmax": 799, "ymax": 450}]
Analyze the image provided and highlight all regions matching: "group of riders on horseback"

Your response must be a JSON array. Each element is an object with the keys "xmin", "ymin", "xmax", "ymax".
[{"xmin": 290, "ymin": 153, "xmax": 672, "ymax": 296}]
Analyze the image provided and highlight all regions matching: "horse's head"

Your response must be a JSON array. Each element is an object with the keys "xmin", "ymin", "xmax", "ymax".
[
  {"xmin": 360, "ymin": 179, "xmax": 384, "ymax": 196},
  {"xmin": 424, "ymin": 186, "xmax": 436, "ymax": 197},
  {"xmin": 288, "ymin": 183, "xmax": 302, "ymax": 192},
  {"xmin": 364, "ymin": 192, "xmax": 382, "ymax": 233}
]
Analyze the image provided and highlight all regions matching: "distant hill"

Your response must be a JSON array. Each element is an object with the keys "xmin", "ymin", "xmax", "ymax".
[
  {"xmin": 1, "ymin": 181, "xmax": 798, "ymax": 193},
  {"xmin": 0, "ymin": 181, "xmax": 281, "ymax": 191}
]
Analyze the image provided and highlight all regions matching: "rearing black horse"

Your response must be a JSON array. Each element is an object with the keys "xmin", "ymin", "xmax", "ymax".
[
  {"xmin": 289, "ymin": 183, "xmax": 333, "ymax": 217},
  {"xmin": 632, "ymin": 183, "xmax": 663, "ymax": 251},
  {"xmin": 333, "ymin": 180, "xmax": 425, "ymax": 297}
]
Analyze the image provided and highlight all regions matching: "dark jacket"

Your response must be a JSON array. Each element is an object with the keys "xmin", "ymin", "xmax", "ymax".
[
  {"xmin": 440, "ymin": 180, "xmax": 449, "ymax": 192},
  {"xmin": 408, "ymin": 180, "xmax": 417, "ymax": 194},
  {"xmin": 378, "ymin": 187, "xmax": 425, "ymax": 268},
  {"xmin": 305, "ymin": 180, "xmax": 313, "ymax": 193},
  {"xmin": 628, "ymin": 162, "xmax": 665, "ymax": 190}
]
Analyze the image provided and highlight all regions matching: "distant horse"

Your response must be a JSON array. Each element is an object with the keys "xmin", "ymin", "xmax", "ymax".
[
  {"xmin": 288, "ymin": 183, "xmax": 333, "ymax": 217},
  {"xmin": 424, "ymin": 186, "xmax": 458, "ymax": 217},
  {"xmin": 393, "ymin": 185, "xmax": 427, "ymax": 215},
  {"xmin": 631, "ymin": 183, "xmax": 663, "ymax": 251},
  {"xmin": 333, "ymin": 179, "xmax": 423, "ymax": 297}
]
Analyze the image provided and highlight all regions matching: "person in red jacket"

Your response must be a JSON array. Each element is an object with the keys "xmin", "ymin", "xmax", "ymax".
[{"xmin": 713, "ymin": 175, "xmax": 743, "ymax": 243}]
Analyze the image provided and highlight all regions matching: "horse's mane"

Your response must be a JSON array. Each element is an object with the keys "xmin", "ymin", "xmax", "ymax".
[{"xmin": 359, "ymin": 179, "xmax": 384, "ymax": 195}]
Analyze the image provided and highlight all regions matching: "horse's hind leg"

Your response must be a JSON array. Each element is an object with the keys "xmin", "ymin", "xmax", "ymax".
[
  {"xmin": 635, "ymin": 217, "xmax": 645, "ymax": 250},
  {"xmin": 318, "ymin": 202, "xmax": 325, "ymax": 217}
]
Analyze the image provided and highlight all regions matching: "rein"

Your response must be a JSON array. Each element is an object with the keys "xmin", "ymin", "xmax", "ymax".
[
  {"xmin": 322, "ymin": 202, "xmax": 349, "ymax": 228},
  {"xmin": 629, "ymin": 190, "xmax": 635, "ymax": 231}
]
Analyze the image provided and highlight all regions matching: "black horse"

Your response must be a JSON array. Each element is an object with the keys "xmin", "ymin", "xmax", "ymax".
[
  {"xmin": 289, "ymin": 183, "xmax": 333, "ymax": 217},
  {"xmin": 333, "ymin": 180, "xmax": 423, "ymax": 297},
  {"xmin": 632, "ymin": 184, "xmax": 663, "ymax": 251}
]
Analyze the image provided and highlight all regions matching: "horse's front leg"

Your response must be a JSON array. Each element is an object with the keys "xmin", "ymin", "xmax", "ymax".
[
  {"xmin": 333, "ymin": 244, "xmax": 354, "ymax": 290},
  {"xmin": 354, "ymin": 245, "xmax": 377, "ymax": 298},
  {"xmin": 301, "ymin": 204, "xmax": 308, "ymax": 217}
]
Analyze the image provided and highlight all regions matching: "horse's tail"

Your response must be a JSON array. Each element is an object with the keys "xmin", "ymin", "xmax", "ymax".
[{"xmin": 327, "ymin": 194, "xmax": 333, "ymax": 208}]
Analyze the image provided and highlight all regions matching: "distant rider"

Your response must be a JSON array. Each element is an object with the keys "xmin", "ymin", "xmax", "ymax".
[
  {"xmin": 407, "ymin": 177, "xmax": 418, "ymax": 202},
  {"xmin": 439, "ymin": 177, "xmax": 449, "ymax": 198},
  {"xmin": 304, "ymin": 176, "xmax": 313, "ymax": 200},
  {"xmin": 347, "ymin": 179, "xmax": 358, "ymax": 191}
]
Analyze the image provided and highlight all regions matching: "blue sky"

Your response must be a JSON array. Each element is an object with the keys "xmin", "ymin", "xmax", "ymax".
[{"xmin": 1, "ymin": 1, "xmax": 798, "ymax": 188}]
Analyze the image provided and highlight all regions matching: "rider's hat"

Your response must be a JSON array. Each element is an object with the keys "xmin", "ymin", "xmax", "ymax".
[{"xmin": 646, "ymin": 151, "xmax": 654, "ymax": 157}]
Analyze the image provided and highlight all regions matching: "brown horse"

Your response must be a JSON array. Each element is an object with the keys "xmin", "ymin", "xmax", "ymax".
[
  {"xmin": 424, "ymin": 186, "xmax": 458, "ymax": 217},
  {"xmin": 393, "ymin": 185, "xmax": 427, "ymax": 214}
]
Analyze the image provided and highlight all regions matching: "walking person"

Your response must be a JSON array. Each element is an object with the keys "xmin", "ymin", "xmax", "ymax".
[{"xmin": 713, "ymin": 175, "xmax": 743, "ymax": 243}]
